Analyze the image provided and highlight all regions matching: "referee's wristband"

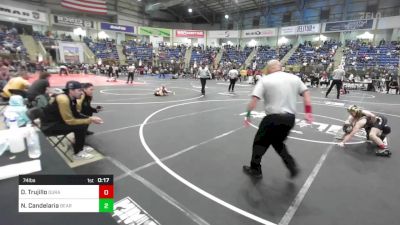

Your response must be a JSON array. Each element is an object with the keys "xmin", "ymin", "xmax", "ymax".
[{"xmin": 305, "ymin": 105, "xmax": 312, "ymax": 114}]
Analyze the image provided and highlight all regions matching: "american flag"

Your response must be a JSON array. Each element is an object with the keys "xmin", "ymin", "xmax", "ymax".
[{"xmin": 61, "ymin": 0, "xmax": 107, "ymax": 15}]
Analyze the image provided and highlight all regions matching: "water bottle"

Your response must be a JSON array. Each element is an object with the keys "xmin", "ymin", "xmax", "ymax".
[
  {"xmin": 9, "ymin": 117, "xmax": 18, "ymax": 129},
  {"xmin": 27, "ymin": 126, "xmax": 41, "ymax": 159},
  {"xmin": 8, "ymin": 117, "xmax": 26, "ymax": 154}
]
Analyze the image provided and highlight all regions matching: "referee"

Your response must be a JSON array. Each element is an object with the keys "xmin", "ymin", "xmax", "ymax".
[
  {"xmin": 243, "ymin": 60, "xmax": 313, "ymax": 179},
  {"xmin": 325, "ymin": 66, "xmax": 345, "ymax": 99},
  {"xmin": 197, "ymin": 64, "xmax": 212, "ymax": 95}
]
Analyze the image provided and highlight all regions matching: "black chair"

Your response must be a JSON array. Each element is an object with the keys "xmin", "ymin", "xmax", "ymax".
[{"xmin": 26, "ymin": 107, "xmax": 75, "ymax": 162}]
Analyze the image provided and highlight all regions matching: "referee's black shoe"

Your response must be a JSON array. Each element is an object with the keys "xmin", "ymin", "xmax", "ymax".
[{"xmin": 243, "ymin": 165, "xmax": 263, "ymax": 179}]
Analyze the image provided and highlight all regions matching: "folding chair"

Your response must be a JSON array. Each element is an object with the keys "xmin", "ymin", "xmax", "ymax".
[{"xmin": 26, "ymin": 107, "xmax": 75, "ymax": 162}]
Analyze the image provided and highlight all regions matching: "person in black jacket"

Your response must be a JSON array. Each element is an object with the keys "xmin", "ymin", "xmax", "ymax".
[{"xmin": 78, "ymin": 83, "xmax": 103, "ymax": 135}]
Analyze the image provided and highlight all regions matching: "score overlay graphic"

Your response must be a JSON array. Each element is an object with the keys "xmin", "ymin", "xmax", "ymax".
[{"xmin": 18, "ymin": 175, "xmax": 114, "ymax": 213}]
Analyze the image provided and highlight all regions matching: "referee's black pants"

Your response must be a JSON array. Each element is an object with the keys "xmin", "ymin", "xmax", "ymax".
[
  {"xmin": 200, "ymin": 78, "xmax": 207, "ymax": 95},
  {"xmin": 127, "ymin": 72, "xmax": 134, "ymax": 83},
  {"xmin": 228, "ymin": 78, "xmax": 237, "ymax": 92},
  {"xmin": 250, "ymin": 113, "xmax": 297, "ymax": 173},
  {"xmin": 325, "ymin": 80, "xmax": 342, "ymax": 99}
]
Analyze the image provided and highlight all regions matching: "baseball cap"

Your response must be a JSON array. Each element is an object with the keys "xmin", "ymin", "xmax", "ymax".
[{"xmin": 63, "ymin": 81, "xmax": 82, "ymax": 92}]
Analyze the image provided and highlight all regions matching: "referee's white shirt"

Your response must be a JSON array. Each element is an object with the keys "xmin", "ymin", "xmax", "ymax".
[{"xmin": 252, "ymin": 71, "xmax": 308, "ymax": 115}]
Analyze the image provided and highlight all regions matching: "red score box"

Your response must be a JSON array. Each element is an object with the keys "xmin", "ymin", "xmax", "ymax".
[{"xmin": 99, "ymin": 185, "xmax": 114, "ymax": 199}]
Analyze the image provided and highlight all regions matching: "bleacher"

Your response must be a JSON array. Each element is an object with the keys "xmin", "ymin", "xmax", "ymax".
[
  {"xmin": 32, "ymin": 31, "xmax": 56, "ymax": 47},
  {"xmin": 158, "ymin": 45, "xmax": 185, "ymax": 62},
  {"xmin": 221, "ymin": 46, "xmax": 253, "ymax": 65},
  {"xmin": 255, "ymin": 46, "xmax": 278, "ymax": 69},
  {"xmin": 190, "ymin": 46, "xmax": 217, "ymax": 66},
  {"xmin": 287, "ymin": 40, "xmax": 338, "ymax": 66},
  {"xmin": 84, "ymin": 37, "xmax": 119, "ymax": 60},
  {"xmin": 344, "ymin": 40, "xmax": 400, "ymax": 71},
  {"xmin": 0, "ymin": 28, "xmax": 28, "ymax": 59},
  {"xmin": 123, "ymin": 40, "xmax": 153, "ymax": 64}
]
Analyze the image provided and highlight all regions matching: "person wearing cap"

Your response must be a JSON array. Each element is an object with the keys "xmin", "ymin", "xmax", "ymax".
[
  {"xmin": 77, "ymin": 83, "xmax": 103, "ymax": 135},
  {"xmin": 243, "ymin": 60, "xmax": 313, "ymax": 179},
  {"xmin": 325, "ymin": 65, "xmax": 345, "ymax": 99},
  {"xmin": 338, "ymin": 105, "xmax": 391, "ymax": 157},
  {"xmin": 40, "ymin": 81, "xmax": 103, "ymax": 160},
  {"xmin": 197, "ymin": 64, "xmax": 212, "ymax": 95}
]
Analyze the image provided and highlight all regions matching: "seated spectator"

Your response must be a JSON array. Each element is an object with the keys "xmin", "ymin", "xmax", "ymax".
[
  {"xmin": 3, "ymin": 95, "xmax": 30, "ymax": 128},
  {"xmin": 1, "ymin": 71, "xmax": 30, "ymax": 100},
  {"xmin": 40, "ymin": 81, "xmax": 103, "ymax": 160},
  {"xmin": 27, "ymin": 72, "xmax": 51, "ymax": 106},
  {"xmin": 78, "ymin": 83, "xmax": 103, "ymax": 135}
]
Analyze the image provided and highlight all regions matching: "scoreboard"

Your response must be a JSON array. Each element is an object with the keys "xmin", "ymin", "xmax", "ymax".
[{"xmin": 18, "ymin": 175, "xmax": 114, "ymax": 213}]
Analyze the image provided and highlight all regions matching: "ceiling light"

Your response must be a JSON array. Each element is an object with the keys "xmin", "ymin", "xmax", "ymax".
[
  {"xmin": 225, "ymin": 14, "xmax": 229, "ymax": 19},
  {"xmin": 188, "ymin": 8, "xmax": 192, "ymax": 13}
]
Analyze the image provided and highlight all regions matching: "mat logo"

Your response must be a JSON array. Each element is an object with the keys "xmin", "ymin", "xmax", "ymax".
[
  {"xmin": 113, "ymin": 197, "xmax": 161, "ymax": 225},
  {"xmin": 240, "ymin": 111, "xmax": 366, "ymax": 139}
]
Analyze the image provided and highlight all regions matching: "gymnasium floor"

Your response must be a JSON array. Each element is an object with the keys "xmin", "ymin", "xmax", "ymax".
[{"xmin": 66, "ymin": 75, "xmax": 399, "ymax": 225}]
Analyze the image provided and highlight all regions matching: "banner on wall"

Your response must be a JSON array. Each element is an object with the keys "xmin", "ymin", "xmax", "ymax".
[
  {"xmin": 208, "ymin": 30, "xmax": 240, "ymax": 38},
  {"xmin": 0, "ymin": 4, "xmax": 48, "ymax": 25},
  {"xmin": 280, "ymin": 24, "xmax": 320, "ymax": 35},
  {"xmin": 53, "ymin": 15, "xmax": 95, "ymax": 29},
  {"xmin": 100, "ymin": 22, "xmax": 134, "ymax": 33},
  {"xmin": 241, "ymin": 28, "xmax": 277, "ymax": 38},
  {"xmin": 58, "ymin": 42, "xmax": 84, "ymax": 64},
  {"xmin": 175, "ymin": 30, "xmax": 205, "ymax": 38},
  {"xmin": 138, "ymin": 27, "xmax": 171, "ymax": 37},
  {"xmin": 324, "ymin": 19, "xmax": 374, "ymax": 32}
]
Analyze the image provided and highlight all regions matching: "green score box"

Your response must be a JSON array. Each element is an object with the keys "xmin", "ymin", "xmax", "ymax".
[{"xmin": 99, "ymin": 199, "xmax": 114, "ymax": 213}]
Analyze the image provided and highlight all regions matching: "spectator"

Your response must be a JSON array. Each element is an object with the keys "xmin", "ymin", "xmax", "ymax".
[
  {"xmin": 1, "ymin": 70, "xmax": 30, "ymax": 100},
  {"xmin": 27, "ymin": 72, "xmax": 51, "ymax": 105},
  {"xmin": 40, "ymin": 81, "xmax": 103, "ymax": 160},
  {"xmin": 78, "ymin": 83, "xmax": 103, "ymax": 135}
]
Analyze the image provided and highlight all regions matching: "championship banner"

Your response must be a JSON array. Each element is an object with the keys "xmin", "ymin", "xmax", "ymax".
[
  {"xmin": 53, "ymin": 15, "xmax": 95, "ymax": 29},
  {"xmin": 175, "ymin": 30, "xmax": 205, "ymax": 38},
  {"xmin": 241, "ymin": 28, "xmax": 277, "ymax": 38},
  {"xmin": 0, "ymin": 4, "xmax": 48, "ymax": 25},
  {"xmin": 280, "ymin": 24, "xmax": 320, "ymax": 35},
  {"xmin": 138, "ymin": 27, "xmax": 172, "ymax": 37},
  {"xmin": 207, "ymin": 30, "xmax": 240, "ymax": 38},
  {"xmin": 59, "ymin": 42, "xmax": 84, "ymax": 64},
  {"xmin": 100, "ymin": 22, "xmax": 134, "ymax": 33},
  {"xmin": 324, "ymin": 19, "xmax": 374, "ymax": 32}
]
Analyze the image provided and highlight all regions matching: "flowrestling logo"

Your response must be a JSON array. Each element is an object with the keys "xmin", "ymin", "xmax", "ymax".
[{"xmin": 113, "ymin": 197, "xmax": 160, "ymax": 225}]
